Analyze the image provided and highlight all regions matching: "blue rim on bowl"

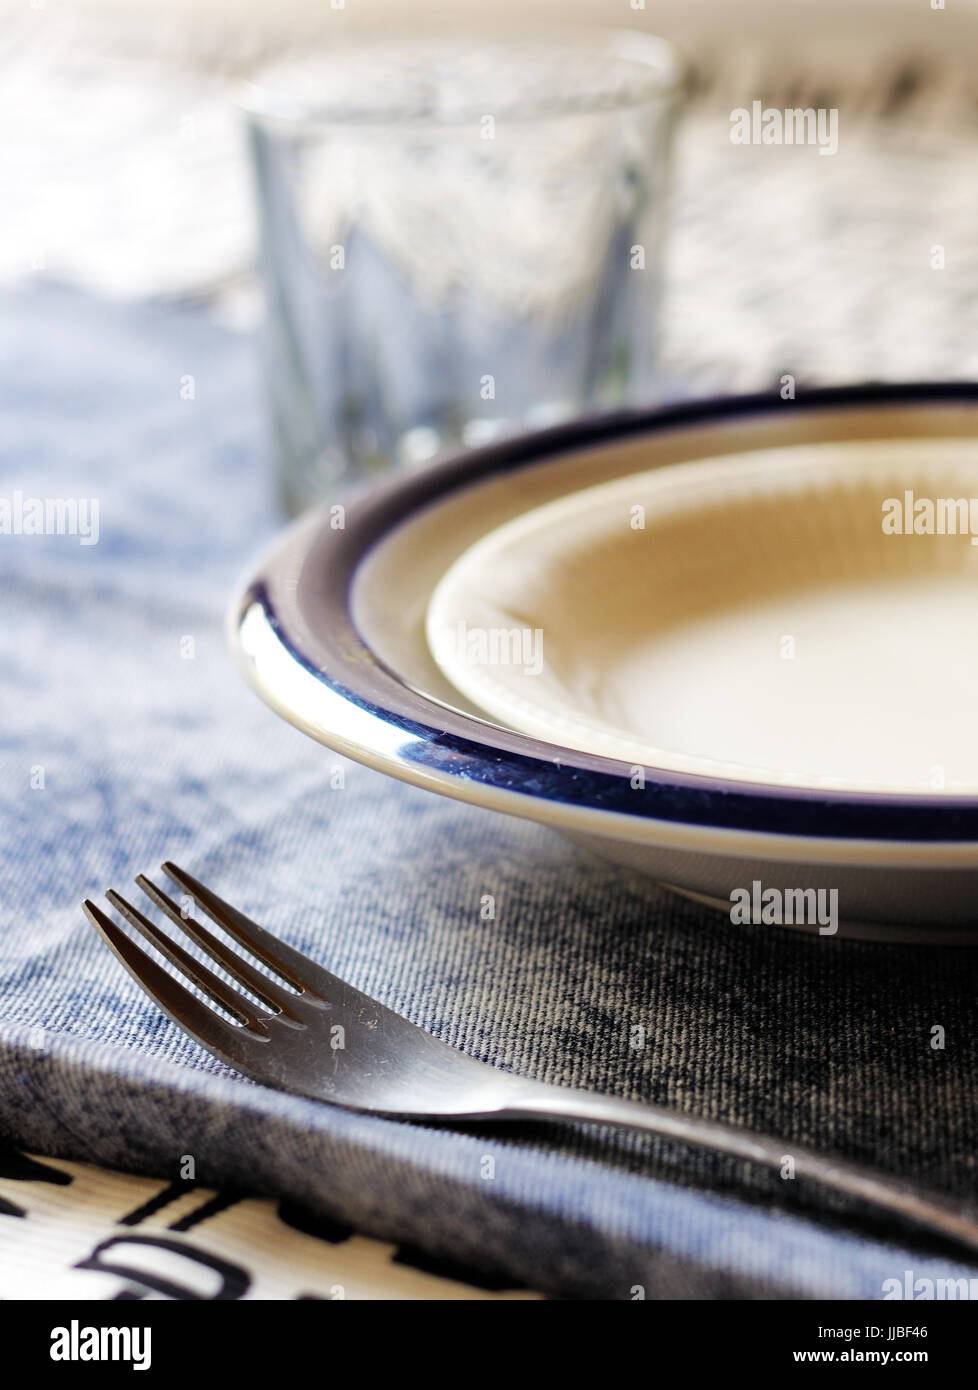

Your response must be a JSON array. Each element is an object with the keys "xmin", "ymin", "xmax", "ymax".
[{"xmin": 229, "ymin": 384, "xmax": 978, "ymax": 855}]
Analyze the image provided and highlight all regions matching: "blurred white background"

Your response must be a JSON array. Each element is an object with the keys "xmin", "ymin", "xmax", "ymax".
[{"xmin": 4, "ymin": 0, "xmax": 978, "ymax": 387}]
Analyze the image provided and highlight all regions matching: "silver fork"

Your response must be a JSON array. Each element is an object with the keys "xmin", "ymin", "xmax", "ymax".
[{"xmin": 84, "ymin": 863, "xmax": 978, "ymax": 1258}]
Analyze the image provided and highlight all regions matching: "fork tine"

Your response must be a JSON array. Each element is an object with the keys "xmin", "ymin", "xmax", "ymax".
[
  {"xmin": 104, "ymin": 889, "xmax": 267, "ymax": 1030},
  {"xmin": 83, "ymin": 899, "xmax": 254, "ymax": 1058},
  {"xmin": 161, "ymin": 862, "xmax": 327, "ymax": 997},
  {"xmin": 135, "ymin": 873, "xmax": 300, "ymax": 1020}
]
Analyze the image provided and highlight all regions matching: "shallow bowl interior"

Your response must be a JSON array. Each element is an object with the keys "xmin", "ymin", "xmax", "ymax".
[{"xmin": 426, "ymin": 437, "xmax": 978, "ymax": 794}]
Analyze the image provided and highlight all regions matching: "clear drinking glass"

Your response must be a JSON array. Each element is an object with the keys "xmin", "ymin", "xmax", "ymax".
[{"xmin": 240, "ymin": 31, "xmax": 682, "ymax": 513}]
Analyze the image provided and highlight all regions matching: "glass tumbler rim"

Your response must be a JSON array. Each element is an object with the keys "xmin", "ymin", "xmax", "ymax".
[{"xmin": 235, "ymin": 28, "xmax": 683, "ymax": 132}]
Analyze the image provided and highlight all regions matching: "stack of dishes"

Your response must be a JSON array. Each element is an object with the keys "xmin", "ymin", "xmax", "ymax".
[{"xmin": 229, "ymin": 386, "xmax": 978, "ymax": 941}]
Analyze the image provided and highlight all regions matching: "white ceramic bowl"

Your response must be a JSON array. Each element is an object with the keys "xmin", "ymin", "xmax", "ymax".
[{"xmin": 229, "ymin": 386, "xmax": 978, "ymax": 941}]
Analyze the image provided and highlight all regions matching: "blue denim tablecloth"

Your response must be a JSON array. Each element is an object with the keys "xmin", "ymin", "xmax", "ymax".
[{"xmin": 2, "ymin": 282, "xmax": 978, "ymax": 1300}]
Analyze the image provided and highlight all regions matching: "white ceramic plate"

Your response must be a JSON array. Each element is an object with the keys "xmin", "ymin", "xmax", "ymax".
[
  {"xmin": 230, "ymin": 387, "xmax": 978, "ymax": 941},
  {"xmin": 427, "ymin": 437, "xmax": 978, "ymax": 796}
]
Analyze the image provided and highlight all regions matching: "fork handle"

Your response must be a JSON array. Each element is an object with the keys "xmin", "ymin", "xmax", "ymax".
[{"xmin": 502, "ymin": 1085, "xmax": 978, "ymax": 1257}]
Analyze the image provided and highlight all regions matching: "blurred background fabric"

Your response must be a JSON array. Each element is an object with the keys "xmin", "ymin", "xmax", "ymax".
[{"xmin": 3, "ymin": 0, "xmax": 978, "ymax": 386}]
